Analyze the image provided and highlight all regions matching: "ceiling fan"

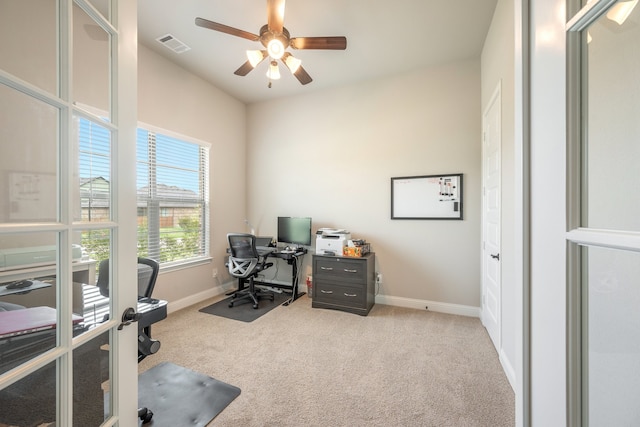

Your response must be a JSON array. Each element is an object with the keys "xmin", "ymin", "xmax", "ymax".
[{"xmin": 195, "ymin": 0, "xmax": 347, "ymax": 87}]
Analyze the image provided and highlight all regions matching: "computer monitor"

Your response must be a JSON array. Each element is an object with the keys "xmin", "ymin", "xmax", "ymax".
[{"xmin": 277, "ymin": 217, "xmax": 312, "ymax": 247}]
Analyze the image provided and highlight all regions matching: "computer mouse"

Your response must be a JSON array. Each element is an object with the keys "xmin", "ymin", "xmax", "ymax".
[{"xmin": 6, "ymin": 279, "xmax": 33, "ymax": 290}]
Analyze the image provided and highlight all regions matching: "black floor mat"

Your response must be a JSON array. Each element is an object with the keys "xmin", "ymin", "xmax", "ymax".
[
  {"xmin": 138, "ymin": 362, "xmax": 240, "ymax": 427},
  {"xmin": 198, "ymin": 291, "xmax": 290, "ymax": 322}
]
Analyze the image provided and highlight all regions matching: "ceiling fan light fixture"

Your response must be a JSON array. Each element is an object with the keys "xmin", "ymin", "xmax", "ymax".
[
  {"xmin": 266, "ymin": 60, "xmax": 281, "ymax": 80},
  {"xmin": 284, "ymin": 55, "xmax": 302, "ymax": 73},
  {"xmin": 607, "ymin": 0, "xmax": 638, "ymax": 25},
  {"xmin": 246, "ymin": 50, "xmax": 266, "ymax": 67},
  {"xmin": 267, "ymin": 38, "xmax": 285, "ymax": 59}
]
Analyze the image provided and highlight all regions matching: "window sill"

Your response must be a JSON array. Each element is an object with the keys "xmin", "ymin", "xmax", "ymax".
[{"xmin": 158, "ymin": 256, "xmax": 212, "ymax": 274}]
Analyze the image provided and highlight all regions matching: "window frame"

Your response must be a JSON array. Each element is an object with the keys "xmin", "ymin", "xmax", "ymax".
[{"xmin": 135, "ymin": 121, "xmax": 211, "ymax": 271}]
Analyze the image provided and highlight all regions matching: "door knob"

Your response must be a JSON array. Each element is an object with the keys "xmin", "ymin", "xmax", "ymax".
[
  {"xmin": 490, "ymin": 253, "xmax": 500, "ymax": 260},
  {"xmin": 118, "ymin": 307, "xmax": 141, "ymax": 330}
]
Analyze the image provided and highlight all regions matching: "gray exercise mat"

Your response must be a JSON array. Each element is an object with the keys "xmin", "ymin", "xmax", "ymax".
[{"xmin": 138, "ymin": 362, "xmax": 240, "ymax": 426}]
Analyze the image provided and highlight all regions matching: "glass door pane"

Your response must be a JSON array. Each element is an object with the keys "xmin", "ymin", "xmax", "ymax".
[
  {"xmin": 583, "ymin": 1, "xmax": 640, "ymax": 231},
  {"xmin": 0, "ymin": 232, "xmax": 58, "ymax": 375},
  {"xmin": 73, "ymin": 2, "xmax": 111, "ymax": 120},
  {"xmin": 74, "ymin": 228, "xmax": 110, "ymax": 337},
  {"xmin": 0, "ymin": 0, "xmax": 57, "ymax": 95},
  {"xmin": 73, "ymin": 330, "xmax": 110, "ymax": 425},
  {"xmin": 583, "ymin": 246, "xmax": 640, "ymax": 424},
  {"xmin": 0, "ymin": 360, "xmax": 57, "ymax": 425},
  {"xmin": 75, "ymin": 115, "xmax": 112, "ymax": 223},
  {"xmin": 0, "ymin": 84, "xmax": 58, "ymax": 223}
]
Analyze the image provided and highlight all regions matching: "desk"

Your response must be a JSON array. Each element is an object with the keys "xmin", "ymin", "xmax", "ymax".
[
  {"xmin": 228, "ymin": 248, "xmax": 307, "ymax": 306},
  {"xmin": 0, "ymin": 279, "xmax": 52, "ymax": 297},
  {"xmin": 0, "ymin": 259, "xmax": 96, "ymax": 311},
  {"xmin": 268, "ymin": 249, "xmax": 307, "ymax": 306},
  {"xmin": 0, "ymin": 258, "xmax": 96, "ymax": 287}
]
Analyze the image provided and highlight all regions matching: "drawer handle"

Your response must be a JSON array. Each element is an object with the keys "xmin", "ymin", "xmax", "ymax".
[
  {"xmin": 320, "ymin": 267, "xmax": 334, "ymax": 271},
  {"xmin": 343, "ymin": 269, "xmax": 358, "ymax": 273},
  {"xmin": 320, "ymin": 290, "xmax": 333, "ymax": 294},
  {"xmin": 344, "ymin": 293, "xmax": 357, "ymax": 297}
]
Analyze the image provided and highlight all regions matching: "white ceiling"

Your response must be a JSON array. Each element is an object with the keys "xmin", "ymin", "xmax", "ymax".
[{"xmin": 137, "ymin": 0, "xmax": 498, "ymax": 104}]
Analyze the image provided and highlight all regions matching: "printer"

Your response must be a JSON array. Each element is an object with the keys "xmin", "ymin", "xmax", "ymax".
[{"xmin": 315, "ymin": 228, "xmax": 351, "ymax": 256}]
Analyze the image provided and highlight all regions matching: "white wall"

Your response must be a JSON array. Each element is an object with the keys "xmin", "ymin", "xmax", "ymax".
[
  {"xmin": 137, "ymin": 44, "xmax": 247, "ymax": 304},
  {"xmin": 245, "ymin": 60, "xmax": 483, "ymax": 314},
  {"xmin": 480, "ymin": 0, "xmax": 517, "ymax": 388}
]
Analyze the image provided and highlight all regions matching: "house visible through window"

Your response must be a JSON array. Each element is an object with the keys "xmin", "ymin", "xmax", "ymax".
[{"xmin": 78, "ymin": 118, "xmax": 210, "ymax": 266}]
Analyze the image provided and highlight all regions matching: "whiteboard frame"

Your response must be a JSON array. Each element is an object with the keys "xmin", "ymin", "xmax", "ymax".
[{"xmin": 390, "ymin": 173, "xmax": 463, "ymax": 220}]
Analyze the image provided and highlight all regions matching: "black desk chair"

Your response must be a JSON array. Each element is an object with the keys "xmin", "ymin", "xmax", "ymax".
[
  {"xmin": 96, "ymin": 257, "xmax": 161, "ymax": 424},
  {"xmin": 226, "ymin": 233, "xmax": 274, "ymax": 309}
]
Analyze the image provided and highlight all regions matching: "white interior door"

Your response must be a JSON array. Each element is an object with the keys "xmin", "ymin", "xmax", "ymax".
[{"xmin": 482, "ymin": 82, "xmax": 502, "ymax": 351}]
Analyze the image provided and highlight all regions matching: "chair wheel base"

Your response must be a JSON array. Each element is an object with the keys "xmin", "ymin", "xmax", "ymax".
[{"xmin": 138, "ymin": 408, "xmax": 153, "ymax": 424}]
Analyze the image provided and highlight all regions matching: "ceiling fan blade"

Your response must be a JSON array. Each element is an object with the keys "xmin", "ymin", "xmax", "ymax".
[
  {"xmin": 292, "ymin": 65, "xmax": 313, "ymax": 85},
  {"xmin": 195, "ymin": 17, "xmax": 259, "ymax": 42},
  {"xmin": 267, "ymin": 0, "xmax": 285, "ymax": 33},
  {"xmin": 234, "ymin": 61, "xmax": 255, "ymax": 76},
  {"xmin": 290, "ymin": 36, "xmax": 347, "ymax": 50},
  {"xmin": 234, "ymin": 50, "xmax": 268, "ymax": 76},
  {"xmin": 281, "ymin": 53, "xmax": 312, "ymax": 85}
]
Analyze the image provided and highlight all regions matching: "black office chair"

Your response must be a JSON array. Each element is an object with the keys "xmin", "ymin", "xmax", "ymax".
[
  {"xmin": 95, "ymin": 257, "xmax": 161, "ymax": 424},
  {"xmin": 96, "ymin": 257, "xmax": 159, "ymax": 301},
  {"xmin": 226, "ymin": 233, "xmax": 274, "ymax": 309}
]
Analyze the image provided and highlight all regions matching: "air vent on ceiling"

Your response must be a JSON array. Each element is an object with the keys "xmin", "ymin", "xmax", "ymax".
[{"xmin": 156, "ymin": 34, "xmax": 191, "ymax": 54}]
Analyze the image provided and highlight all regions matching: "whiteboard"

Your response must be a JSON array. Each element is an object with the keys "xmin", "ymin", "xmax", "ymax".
[
  {"xmin": 391, "ymin": 174, "xmax": 463, "ymax": 220},
  {"xmin": 9, "ymin": 172, "xmax": 57, "ymax": 221}
]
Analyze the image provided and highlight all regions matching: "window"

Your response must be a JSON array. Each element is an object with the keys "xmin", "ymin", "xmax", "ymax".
[
  {"xmin": 78, "ymin": 118, "xmax": 210, "ymax": 267},
  {"xmin": 136, "ymin": 127, "xmax": 210, "ymax": 266}
]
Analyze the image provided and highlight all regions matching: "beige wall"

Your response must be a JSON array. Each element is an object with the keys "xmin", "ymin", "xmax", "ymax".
[
  {"xmin": 246, "ymin": 60, "xmax": 483, "ymax": 311},
  {"xmin": 480, "ymin": 0, "xmax": 516, "ymax": 385},
  {"xmin": 137, "ymin": 44, "xmax": 247, "ymax": 304}
]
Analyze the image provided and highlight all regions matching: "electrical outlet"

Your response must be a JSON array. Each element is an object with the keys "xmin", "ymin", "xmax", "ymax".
[{"xmin": 212, "ymin": 268, "xmax": 218, "ymax": 278}]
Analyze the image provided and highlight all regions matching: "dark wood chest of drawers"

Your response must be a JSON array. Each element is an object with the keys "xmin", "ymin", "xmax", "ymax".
[{"xmin": 312, "ymin": 253, "xmax": 375, "ymax": 316}]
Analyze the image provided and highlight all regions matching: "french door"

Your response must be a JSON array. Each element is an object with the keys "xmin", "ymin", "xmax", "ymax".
[
  {"xmin": 0, "ymin": 1, "xmax": 139, "ymax": 425},
  {"xmin": 566, "ymin": 0, "xmax": 640, "ymax": 424}
]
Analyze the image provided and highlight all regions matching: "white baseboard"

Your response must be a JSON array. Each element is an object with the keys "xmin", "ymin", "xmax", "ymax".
[
  {"xmin": 374, "ymin": 294, "xmax": 481, "ymax": 318},
  {"xmin": 166, "ymin": 282, "xmax": 229, "ymax": 313},
  {"xmin": 500, "ymin": 348, "xmax": 517, "ymax": 392},
  {"xmin": 167, "ymin": 287, "xmax": 480, "ymax": 318}
]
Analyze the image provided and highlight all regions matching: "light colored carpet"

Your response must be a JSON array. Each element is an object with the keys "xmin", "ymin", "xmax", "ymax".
[{"xmin": 139, "ymin": 295, "xmax": 515, "ymax": 426}]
